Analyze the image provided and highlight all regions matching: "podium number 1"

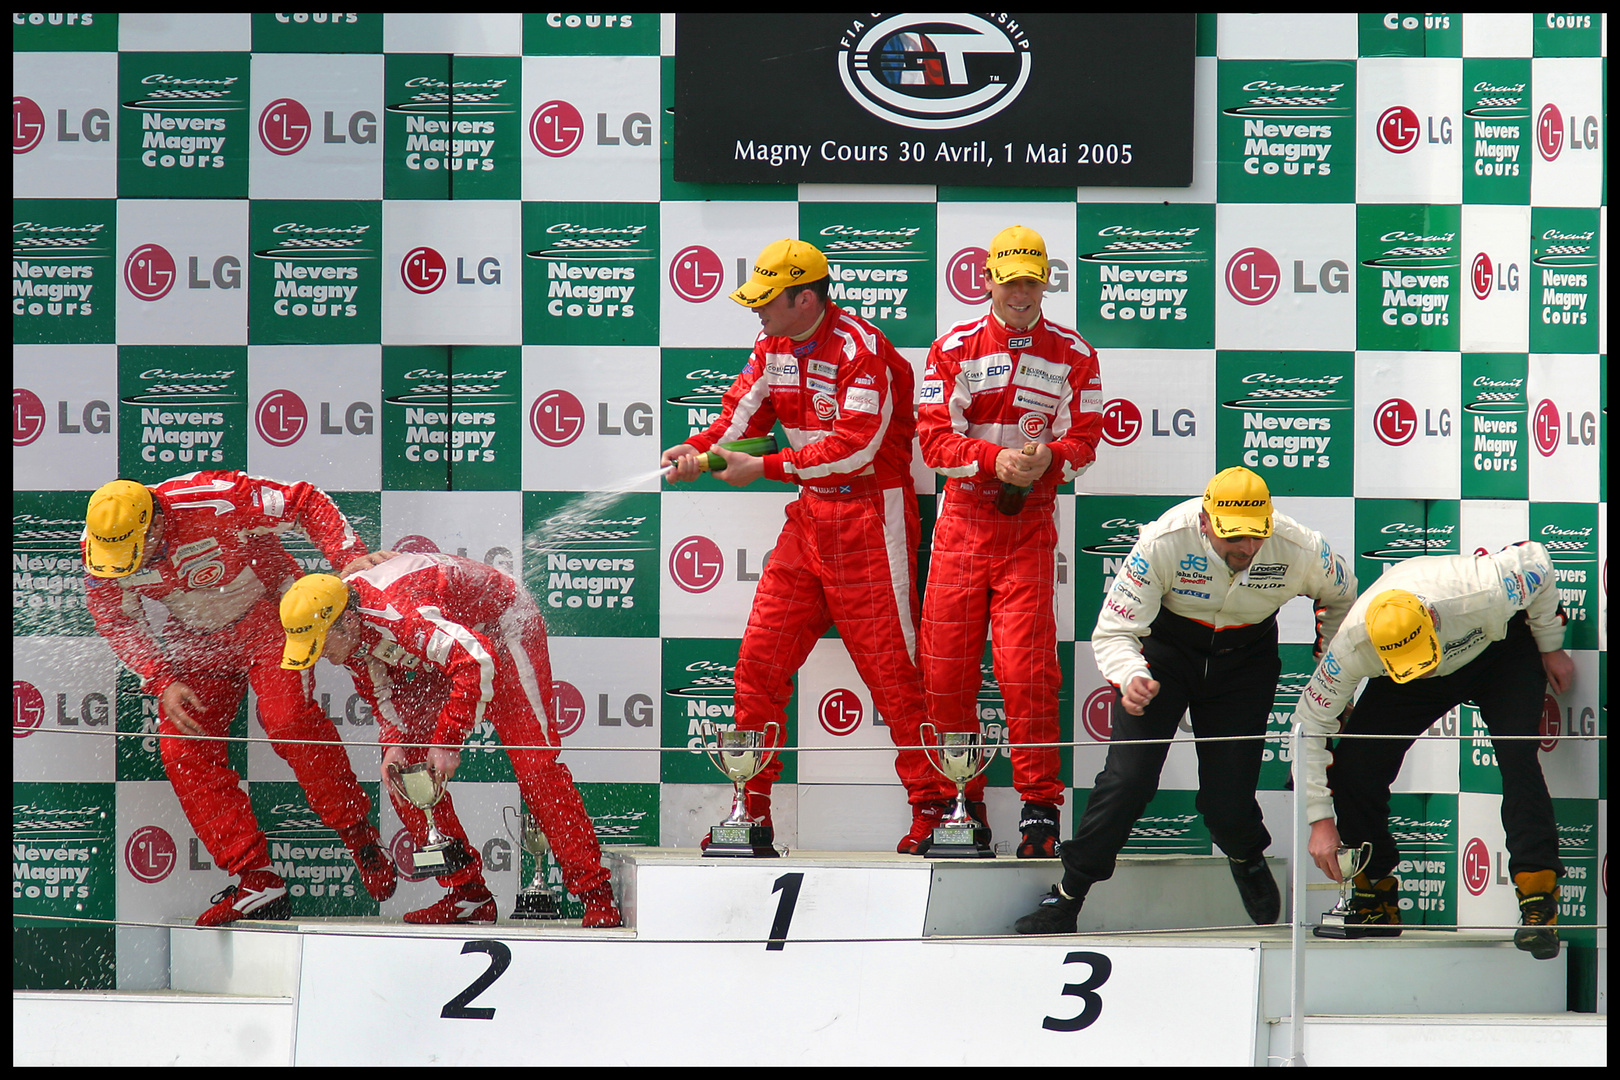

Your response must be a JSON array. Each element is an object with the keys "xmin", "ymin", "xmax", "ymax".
[{"xmin": 767, "ymin": 872, "xmax": 804, "ymax": 951}]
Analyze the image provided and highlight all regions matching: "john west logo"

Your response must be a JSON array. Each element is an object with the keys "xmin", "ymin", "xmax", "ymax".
[
  {"xmin": 400, "ymin": 245, "xmax": 500, "ymax": 295},
  {"xmin": 13, "ymin": 387, "xmax": 111, "ymax": 446},
  {"xmin": 1530, "ymin": 398, "xmax": 1596, "ymax": 458},
  {"xmin": 1372, "ymin": 397, "xmax": 1449, "ymax": 447},
  {"xmin": 528, "ymin": 388, "xmax": 652, "ymax": 448},
  {"xmin": 12, "ymin": 95, "xmax": 111, "ymax": 154},
  {"xmin": 1224, "ymin": 245, "xmax": 1347, "ymax": 305},
  {"xmin": 257, "ymin": 97, "xmax": 377, "ymax": 155},
  {"xmin": 837, "ymin": 13, "xmax": 1031, "ymax": 131},
  {"xmin": 529, "ymin": 99, "xmax": 652, "ymax": 158},
  {"xmin": 254, "ymin": 389, "xmax": 373, "ymax": 447},
  {"xmin": 1362, "ymin": 521, "xmax": 1456, "ymax": 563},
  {"xmin": 1535, "ymin": 102, "xmax": 1600, "ymax": 162},
  {"xmin": 1374, "ymin": 104, "xmax": 1452, "ymax": 155},
  {"xmin": 1100, "ymin": 397, "xmax": 1194, "ymax": 447},
  {"xmin": 947, "ymin": 245, "xmax": 1069, "ymax": 305},
  {"xmin": 123, "ymin": 242, "xmax": 242, "ymax": 301}
]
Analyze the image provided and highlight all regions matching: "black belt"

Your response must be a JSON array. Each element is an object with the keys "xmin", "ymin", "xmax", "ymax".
[{"xmin": 1149, "ymin": 607, "xmax": 1278, "ymax": 655}]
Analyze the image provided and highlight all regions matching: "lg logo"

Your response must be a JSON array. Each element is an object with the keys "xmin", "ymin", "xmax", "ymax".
[
  {"xmin": 1376, "ymin": 105, "xmax": 1421, "ymax": 154},
  {"xmin": 1539, "ymin": 694, "xmax": 1560, "ymax": 752},
  {"xmin": 254, "ymin": 389, "xmax": 373, "ymax": 447},
  {"xmin": 1225, "ymin": 247, "xmax": 1349, "ymax": 306},
  {"xmin": 125, "ymin": 825, "xmax": 177, "ymax": 884},
  {"xmin": 1532, "ymin": 398, "xmax": 1597, "ymax": 457},
  {"xmin": 669, "ymin": 536, "xmax": 724, "ymax": 594},
  {"xmin": 1081, "ymin": 687, "xmax": 1113, "ymax": 742},
  {"xmin": 13, "ymin": 680, "xmax": 45, "ymax": 738},
  {"xmin": 669, "ymin": 245, "xmax": 724, "ymax": 303},
  {"xmin": 123, "ymin": 242, "xmax": 242, "ymax": 301},
  {"xmin": 258, "ymin": 97, "xmax": 376, "ymax": 155},
  {"xmin": 1100, "ymin": 398, "xmax": 1195, "ymax": 447},
  {"xmin": 818, "ymin": 688, "xmax": 863, "ymax": 736},
  {"xmin": 12, "ymin": 387, "xmax": 112, "ymax": 447},
  {"xmin": 1536, "ymin": 102, "xmax": 1599, "ymax": 162},
  {"xmin": 12, "ymin": 97, "xmax": 105, "ymax": 154},
  {"xmin": 1462, "ymin": 836, "xmax": 1490, "ymax": 897},
  {"xmin": 529, "ymin": 99, "xmax": 651, "ymax": 157},
  {"xmin": 1469, "ymin": 252, "xmax": 1519, "ymax": 300},
  {"xmin": 401, "ymin": 246, "xmax": 500, "ymax": 294},
  {"xmin": 529, "ymin": 390, "xmax": 653, "ymax": 448},
  {"xmin": 1374, "ymin": 398, "xmax": 1449, "ymax": 446},
  {"xmin": 551, "ymin": 680, "xmax": 587, "ymax": 737}
]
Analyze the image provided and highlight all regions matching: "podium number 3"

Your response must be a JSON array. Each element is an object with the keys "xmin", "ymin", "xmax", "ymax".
[{"xmin": 1042, "ymin": 951, "xmax": 1111, "ymax": 1031}]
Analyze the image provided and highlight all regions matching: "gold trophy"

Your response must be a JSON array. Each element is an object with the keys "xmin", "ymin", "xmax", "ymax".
[
  {"xmin": 1314, "ymin": 841, "xmax": 1373, "ymax": 938},
  {"xmin": 702, "ymin": 722, "xmax": 780, "ymax": 857},
  {"xmin": 920, "ymin": 723, "xmax": 997, "ymax": 858},
  {"xmin": 384, "ymin": 760, "xmax": 469, "ymax": 877},
  {"xmin": 502, "ymin": 804, "xmax": 562, "ymax": 920}
]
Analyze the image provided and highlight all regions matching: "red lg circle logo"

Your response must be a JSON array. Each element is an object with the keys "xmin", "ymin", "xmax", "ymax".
[
  {"xmin": 125, "ymin": 825, "xmax": 177, "ymax": 884},
  {"xmin": 1374, "ymin": 398, "xmax": 1417, "ymax": 446},
  {"xmin": 259, "ymin": 97, "xmax": 312, "ymax": 155},
  {"xmin": 668, "ymin": 245, "xmax": 724, "ymax": 303},
  {"xmin": 1081, "ymin": 686, "xmax": 1113, "ymax": 742},
  {"xmin": 1538, "ymin": 693, "xmax": 1560, "ymax": 752},
  {"xmin": 1376, "ymin": 105, "xmax": 1421, "ymax": 154},
  {"xmin": 1470, "ymin": 253, "xmax": 1493, "ymax": 301},
  {"xmin": 13, "ymin": 96, "xmax": 45, "ymax": 153},
  {"xmin": 945, "ymin": 246, "xmax": 989, "ymax": 305},
  {"xmin": 393, "ymin": 534, "xmax": 440, "ymax": 553},
  {"xmin": 551, "ymin": 680, "xmax": 586, "ymax": 737},
  {"xmin": 401, "ymin": 246, "xmax": 447, "ymax": 294},
  {"xmin": 389, "ymin": 827, "xmax": 419, "ymax": 875},
  {"xmin": 124, "ymin": 243, "xmax": 176, "ymax": 301},
  {"xmin": 1225, "ymin": 247, "xmax": 1280, "ymax": 305},
  {"xmin": 1461, "ymin": 836, "xmax": 1491, "ymax": 896},
  {"xmin": 13, "ymin": 388, "xmax": 47, "ymax": 447},
  {"xmin": 1531, "ymin": 399, "xmax": 1559, "ymax": 457},
  {"xmin": 818, "ymin": 688, "xmax": 863, "ymax": 736},
  {"xmin": 530, "ymin": 100, "xmax": 584, "ymax": 157},
  {"xmin": 255, "ymin": 389, "xmax": 308, "ymax": 447},
  {"xmin": 529, "ymin": 389, "xmax": 586, "ymax": 447},
  {"xmin": 1536, "ymin": 103, "xmax": 1562, "ymax": 161},
  {"xmin": 669, "ymin": 536, "xmax": 724, "ymax": 593},
  {"xmin": 1101, "ymin": 398, "xmax": 1142, "ymax": 447},
  {"xmin": 13, "ymin": 680, "xmax": 45, "ymax": 739}
]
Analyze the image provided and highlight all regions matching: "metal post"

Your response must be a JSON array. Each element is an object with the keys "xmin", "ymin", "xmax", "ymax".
[{"xmin": 1289, "ymin": 719, "xmax": 1308, "ymax": 1066}]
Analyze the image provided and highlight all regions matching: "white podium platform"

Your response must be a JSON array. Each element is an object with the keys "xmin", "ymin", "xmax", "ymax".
[{"xmin": 14, "ymin": 848, "xmax": 1605, "ymax": 1066}]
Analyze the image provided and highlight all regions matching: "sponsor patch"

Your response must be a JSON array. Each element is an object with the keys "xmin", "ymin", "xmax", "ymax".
[
  {"xmin": 1248, "ymin": 562, "xmax": 1287, "ymax": 579},
  {"xmin": 918, "ymin": 380, "xmax": 945, "ymax": 405},
  {"xmin": 843, "ymin": 387, "xmax": 879, "ymax": 415},
  {"xmin": 1019, "ymin": 413, "xmax": 1046, "ymax": 439},
  {"xmin": 1008, "ymin": 334, "xmax": 1033, "ymax": 349},
  {"xmin": 1014, "ymin": 354, "xmax": 1068, "ymax": 391},
  {"xmin": 1013, "ymin": 386, "xmax": 1059, "ymax": 413},
  {"xmin": 806, "ymin": 376, "xmax": 836, "ymax": 396},
  {"xmin": 808, "ymin": 359, "xmax": 838, "ymax": 379}
]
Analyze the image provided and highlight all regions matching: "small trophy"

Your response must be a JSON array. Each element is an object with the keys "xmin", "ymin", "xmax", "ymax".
[
  {"xmin": 702, "ymin": 722, "xmax": 780, "ymax": 858},
  {"xmin": 502, "ymin": 804, "xmax": 562, "ymax": 920},
  {"xmin": 920, "ymin": 723, "xmax": 997, "ymax": 858},
  {"xmin": 1314, "ymin": 841, "xmax": 1373, "ymax": 938},
  {"xmin": 384, "ymin": 760, "xmax": 470, "ymax": 877}
]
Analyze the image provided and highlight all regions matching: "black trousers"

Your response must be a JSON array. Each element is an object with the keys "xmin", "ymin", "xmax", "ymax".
[
  {"xmin": 1061, "ymin": 611, "xmax": 1278, "ymax": 894},
  {"xmin": 1329, "ymin": 612, "xmax": 1563, "ymax": 882}
]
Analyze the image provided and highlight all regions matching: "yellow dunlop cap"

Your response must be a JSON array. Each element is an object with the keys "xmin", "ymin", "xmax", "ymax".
[
  {"xmin": 985, "ymin": 224, "xmax": 1049, "ymax": 284},
  {"xmin": 1202, "ymin": 466, "xmax": 1272, "ymax": 538},
  {"xmin": 730, "ymin": 238, "xmax": 829, "ymax": 308},
  {"xmin": 84, "ymin": 480, "xmax": 154, "ymax": 578},
  {"xmin": 280, "ymin": 574, "xmax": 349, "ymax": 670},
  {"xmin": 1366, "ymin": 589, "xmax": 1440, "ymax": 684}
]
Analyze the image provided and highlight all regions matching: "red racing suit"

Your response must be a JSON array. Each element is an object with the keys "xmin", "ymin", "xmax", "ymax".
[
  {"xmin": 83, "ymin": 470, "xmax": 372, "ymax": 876},
  {"xmin": 916, "ymin": 313, "xmax": 1104, "ymax": 806},
  {"xmin": 686, "ymin": 302, "xmax": 953, "ymax": 806},
  {"xmin": 342, "ymin": 553, "xmax": 608, "ymax": 897}
]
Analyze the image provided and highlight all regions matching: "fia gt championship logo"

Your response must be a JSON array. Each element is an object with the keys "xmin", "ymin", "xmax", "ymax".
[{"xmin": 836, "ymin": 14, "xmax": 1031, "ymax": 131}]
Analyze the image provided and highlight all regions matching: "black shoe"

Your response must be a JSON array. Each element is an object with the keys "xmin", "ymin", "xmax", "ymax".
[
  {"xmin": 1512, "ymin": 871, "xmax": 1560, "ymax": 960},
  {"xmin": 1314, "ymin": 873, "xmax": 1402, "ymax": 938},
  {"xmin": 1014, "ymin": 885, "xmax": 1083, "ymax": 934},
  {"xmin": 1017, "ymin": 802, "xmax": 1061, "ymax": 858},
  {"xmin": 1228, "ymin": 854, "xmax": 1281, "ymax": 924}
]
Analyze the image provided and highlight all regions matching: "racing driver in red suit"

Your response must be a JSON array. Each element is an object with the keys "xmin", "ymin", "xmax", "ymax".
[
  {"xmin": 661, "ymin": 238, "xmax": 959, "ymax": 853},
  {"xmin": 280, "ymin": 554, "xmax": 621, "ymax": 927},
  {"xmin": 917, "ymin": 226, "xmax": 1105, "ymax": 857},
  {"xmin": 81, "ymin": 472, "xmax": 395, "ymax": 926}
]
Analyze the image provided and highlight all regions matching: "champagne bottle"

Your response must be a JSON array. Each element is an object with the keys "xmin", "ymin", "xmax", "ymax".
[
  {"xmin": 697, "ymin": 434, "xmax": 780, "ymax": 472},
  {"xmin": 996, "ymin": 442, "xmax": 1040, "ymax": 516}
]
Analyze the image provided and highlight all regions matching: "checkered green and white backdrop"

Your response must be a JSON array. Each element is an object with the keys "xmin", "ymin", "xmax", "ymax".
[{"xmin": 11, "ymin": 13, "xmax": 1606, "ymax": 998}]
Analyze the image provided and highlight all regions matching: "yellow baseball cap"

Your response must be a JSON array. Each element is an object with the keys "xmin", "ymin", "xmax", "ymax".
[
  {"xmin": 1202, "ymin": 466, "xmax": 1273, "ymax": 539},
  {"xmin": 84, "ymin": 480, "xmax": 155, "ymax": 578},
  {"xmin": 730, "ymin": 239, "xmax": 829, "ymax": 308},
  {"xmin": 280, "ymin": 573, "xmax": 350, "ymax": 670},
  {"xmin": 1366, "ymin": 589, "xmax": 1440, "ymax": 683},
  {"xmin": 985, "ymin": 224, "xmax": 1049, "ymax": 284}
]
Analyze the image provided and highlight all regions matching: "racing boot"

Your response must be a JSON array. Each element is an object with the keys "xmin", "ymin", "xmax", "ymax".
[
  {"xmin": 339, "ymin": 825, "xmax": 398, "ymax": 902},
  {"xmin": 1314, "ymin": 872, "xmax": 1401, "ymax": 938},
  {"xmin": 897, "ymin": 799, "xmax": 951, "ymax": 855},
  {"xmin": 1014, "ymin": 884, "xmax": 1085, "ymax": 934},
  {"xmin": 1229, "ymin": 853, "xmax": 1281, "ymax": 924},
  {"xmin": 1512, "ymin": 870, "xmax": 1560, "ymax": 960},
  {"xmin": 405, "ymin": 881, "xmax": 496, "ymax": 925},
  {"xmin": 196, "ymin": 867, "xmax": 292, "ymax": 927},
  {"xmin": 1017, "ymin": 802, "xmax": 1061, "ymax": 859},
  {"xmin": 580, "ymin": 882, "xmax": 622, "ymax": 928}
]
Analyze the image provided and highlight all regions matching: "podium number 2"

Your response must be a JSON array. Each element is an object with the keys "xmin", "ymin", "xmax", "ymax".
[
  {"xmin": 767, "ymin": 872, "xmax": 804, "ymax": 951},
  {"xmin": 443, "ymin": 940, "xmax": 511, "ymax": 1020},
  {"xmin": 1041, "ymin": 951, "xmax": 1111, "ymax": 1031}
]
